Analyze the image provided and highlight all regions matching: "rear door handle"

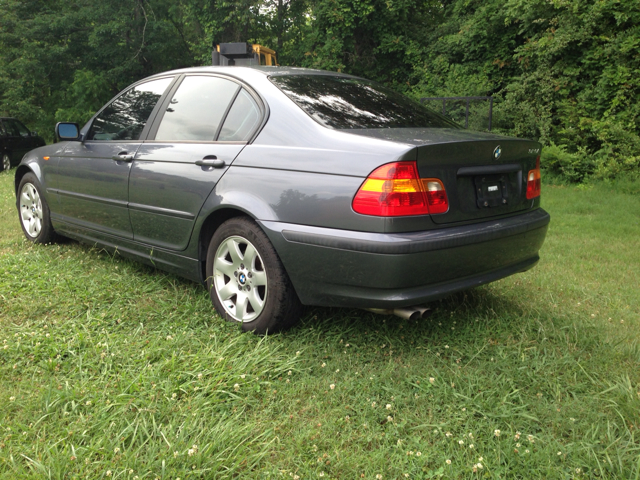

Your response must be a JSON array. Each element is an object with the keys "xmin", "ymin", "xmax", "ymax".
[
  {"xmin": 112, "ymin": 153, "xmax": 134, "ymax": 162},
  {"xmin": 195, "ymin": 158, "xmax": 226, "ymax": 168}
]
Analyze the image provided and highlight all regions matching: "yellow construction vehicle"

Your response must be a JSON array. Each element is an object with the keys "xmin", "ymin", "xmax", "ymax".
[{"xmin": 212, "ymin": 43, "xmax": 278, "ymax": 67}]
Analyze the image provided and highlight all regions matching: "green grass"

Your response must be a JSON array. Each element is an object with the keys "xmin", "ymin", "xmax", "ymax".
[{"xmin": 1, "ymin": 170, "xmax": 639, "ymax": 479}]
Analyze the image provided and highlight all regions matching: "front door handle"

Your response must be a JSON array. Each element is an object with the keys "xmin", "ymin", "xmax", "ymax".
[
  {"xmin": 112, "ymin": 153, "xmax": 134, "ymax": 162},
  {"xmin": 195, "ymin": 158, "xmax": 226, "ymax": 168}
]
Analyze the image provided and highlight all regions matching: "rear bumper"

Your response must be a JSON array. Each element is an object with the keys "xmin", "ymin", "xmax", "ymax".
[{"xmin": 260, "ymin": 208, "xmax": 550, "ymax": 308}]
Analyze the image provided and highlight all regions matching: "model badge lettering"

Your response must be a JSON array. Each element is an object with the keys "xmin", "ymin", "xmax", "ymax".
[{"xmin": 529, "ymin": 148, "xmax": 540, "ymax": 154}]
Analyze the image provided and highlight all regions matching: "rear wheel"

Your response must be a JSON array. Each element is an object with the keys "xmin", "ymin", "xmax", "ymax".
[
  {"xmin": 17, "ymin": 173, "xmax": 58, "ymax": 243},
  {"xmin": 206, "ymin": 217, "xmax": 301, "ymax": 334},
  {"xmin": 2, "ymin": 153, "xmax": 10, "ymax": 171}
]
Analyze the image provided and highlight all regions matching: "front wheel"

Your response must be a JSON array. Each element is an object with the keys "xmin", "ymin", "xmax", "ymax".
[
  {"xmin": 2, "ymin": 153, "xmax": 11, "ymax": 172},
  {"xmin": 17, "ymin": 172, "xmax": 59, "ymax": 243},
  {"xmin": 206, "ymin": 217, "xmax": 302, "ymax": 334}
]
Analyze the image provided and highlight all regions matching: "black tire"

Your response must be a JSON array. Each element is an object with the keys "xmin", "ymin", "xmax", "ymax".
[
  {"xmin": 206, "ymin": 217, "xmax": 302, "ymax": 334},
  {"xmin": 16, "ymin": 172, "xmax": 59, "ymax": 244},
  {"xmin": 2, "ymin": 153, "xmax": 11, "ymax": 172}
]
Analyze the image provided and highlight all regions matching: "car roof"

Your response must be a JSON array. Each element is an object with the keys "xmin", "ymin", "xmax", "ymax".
[{"xmin": 148, "ymin": 65, "xmax": 361, "ymax": 81}]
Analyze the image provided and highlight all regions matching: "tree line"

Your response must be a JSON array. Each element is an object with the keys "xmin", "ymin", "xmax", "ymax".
[{"xmin": 1, "ymin": 0, "xmax": 638, "ymax": 180}]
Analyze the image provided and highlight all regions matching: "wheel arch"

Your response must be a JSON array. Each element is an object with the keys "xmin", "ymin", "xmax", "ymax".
[
  {"xmin": 197, "ymin": 207, "xmax": 253, "ymax": 283},
  {"xmin": 14, "ymin": 165, "xmax": 39, "ymax": 195}
]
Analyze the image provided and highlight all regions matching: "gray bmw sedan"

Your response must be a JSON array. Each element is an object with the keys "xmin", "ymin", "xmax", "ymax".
[{"xmin": 15, "ymin": 66, "xmax": 549, "ymax": 333}]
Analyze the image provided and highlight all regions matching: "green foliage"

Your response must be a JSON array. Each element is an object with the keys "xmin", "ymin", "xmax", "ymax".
[{"xmin": 0, "ymin": 0, "xmax": 638, "ymax": 180}]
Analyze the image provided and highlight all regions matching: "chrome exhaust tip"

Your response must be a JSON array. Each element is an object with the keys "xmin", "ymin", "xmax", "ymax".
[{"xmin": 364, "ymin": 305, "xmax": 431, "ymax": 321}]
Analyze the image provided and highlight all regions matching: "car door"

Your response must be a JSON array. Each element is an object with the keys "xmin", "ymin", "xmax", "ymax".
[
  {"xmin": 2, "ymin": 119, "xmax": 31, "ymax": 163},
  {"xmin": 54, "ymin": 76, "xmax": 175, "ymax": 239},
  {"xmin": 130, "ymin": 75, "xmax": 264, "ymax": 250}
]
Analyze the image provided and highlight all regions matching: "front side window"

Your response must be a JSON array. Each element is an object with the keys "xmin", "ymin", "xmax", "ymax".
[
  {"xmin": 4, "ymin": 119, "xmax": 30, "ymax": 137},
  {"xmin": 13, "ymin": 120, "xmax": 31, "ymax": 137},
  {"xmin": 154, "ymin": 76, "xmax": 240, "ymax": 141},
  {"xmin": 270, "ymin": 74, "xmax": 460, "ymax": 130},
  {"xmin": 88, "ymin": 77, "xmax": 173, "ymax": 141}
]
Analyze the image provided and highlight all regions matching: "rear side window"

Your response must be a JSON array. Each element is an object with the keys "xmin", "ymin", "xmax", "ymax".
[
  {"xmin": 88, "ymin": 77, "xmax": 173, "ymax": 141},
  {"xmin": 218, "ymin": 89, "xmax": 261, "ymax": 141},
  {"xmin": 155, "ymin": 76, "xmax": 240, "ymax": 141},
  {"xmin": 270, "ymin": 74, "xmax": 460, "ymax": 130}
]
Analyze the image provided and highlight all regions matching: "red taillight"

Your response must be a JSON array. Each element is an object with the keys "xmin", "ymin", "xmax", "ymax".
[
  {"xmin": 526, "ymin": 155, "xmax": 541, "ymax": 199},
  {"xmin": 352, "ymin": 162, "xmax": 448, "ymax": 216}
]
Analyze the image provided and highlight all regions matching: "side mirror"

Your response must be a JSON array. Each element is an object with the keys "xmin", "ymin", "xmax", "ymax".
[{"xmin": 55, "ymin": 122, "xmax": 80, "ymax": 142}]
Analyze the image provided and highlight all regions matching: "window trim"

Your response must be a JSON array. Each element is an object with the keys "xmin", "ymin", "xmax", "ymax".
[{"xmin": 145, "ymin": 73, "xmax": 268, "ymax": 145}]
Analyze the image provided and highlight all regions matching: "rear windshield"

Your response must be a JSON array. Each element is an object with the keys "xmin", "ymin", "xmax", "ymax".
[{"xmin": 269, "ymin": 74, "xmax": 460, "ymax": 130}]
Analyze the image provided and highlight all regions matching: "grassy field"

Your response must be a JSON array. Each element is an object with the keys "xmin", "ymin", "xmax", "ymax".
[{"xmin": 1, "ymin": 170, "xmax": 639, "ymax": 479}]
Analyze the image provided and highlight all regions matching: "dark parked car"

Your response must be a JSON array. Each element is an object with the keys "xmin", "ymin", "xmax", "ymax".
[
  {"xmin": 15, "ymin": 67, "xmax": 549, "ymax": 333},
  {"xmin": 1, "ymin": 117, "xmax": 45, "ymax": 171}
]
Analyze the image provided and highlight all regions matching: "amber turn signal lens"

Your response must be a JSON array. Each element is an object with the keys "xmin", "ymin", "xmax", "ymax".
[{"xmin": 43, "ymin": 156, "xmax": 50, "ymax": 161}]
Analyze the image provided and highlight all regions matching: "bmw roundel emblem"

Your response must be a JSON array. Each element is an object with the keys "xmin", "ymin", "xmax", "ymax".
[{"xmin": 493, "ymin": 145, "xmax": 502, "ymax": 159}]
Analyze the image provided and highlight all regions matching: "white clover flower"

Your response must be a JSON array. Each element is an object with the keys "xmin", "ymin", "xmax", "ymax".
[
  {"xmin": 458, "ymin": 440, "xmax": 464, "ymax": 445},
  {"xmin": 234, "ymin": 383, "xmax": 240, "ymax": 392},
  {"xmin": 416, "ymin": 451, "xmax": 422, "ymax": 457},
  {"xmin": 445, "ymin": 432, "xmax": 452, "ymax": 437},
  {"xmin": 557, "ymin": 451, "xmax": 562, "ymax": 456},
  {"xmin": 174, "ymin": 451, "xmax": 179, "ymax": 457},
  {"xmin": 387, "ymin": 416, "xmax": 393, "ymax": 422},
  {"xmin": 527, "ymin": 434, "xmax": 534, "ymax": 443},
  {"xmin": 371, "ymin": 402, "xmax": 376, "ymax": 407},
  {"xmin": 429, "ymin": 377, "xmax": 435, "ymax": 384},
  {"xmin": 171, "ymin": 393, "xmax": 177, "ymax": 399},
  {"xmin": 288, "ymin": 370, "xmax": 292, "ymax": 376},
  {"xmin": 9, "ymin": 396, "xmax": 15, "ymax": 402},
  {"xmin": 376, "ymin": 475, "xmax": 382, "ymax": 479},
  {"xmin": 106, "ymin": 471, "xmax": 112, "ymax": 477},
  {"xmin": 197, "ymin": 373, "xmax": 203, "ymax": 379},
  {"xmin": 469, "ymin": 444, "xmax": 474, "ymax": 449},
  {"xmin": 240, "ymin": 374, "xmax": 246, "ymax": 379},
  {"xmin": 477, "ymin": 463, "xmax": 483, "ymax": 469},
  {"xmin": 494, "ymin": 429, "xmax": 501, "ymax": 437},
  {"xmin": 321, "ymin": 362, "xmax": 326, "ymax": 367},
  {"xmin": 296, "ymin": 351, "xmax": 301, "ymax": 356},
  {"xmin": 114, "ymin": 447, "xmax": 120, "ymax": 454},
  {"xmin": 386, "ymin": 404, "xmax": 392, "ymax": 410},
  {"xmin": 329, "ymin": 384, "xmax": 335, "ymax": 390},
  {"xmin": 446, "ymin": 459, "xmax": 451, "ymax": 465},
  {"xmin": 319, "ymin": 473, "xmax": 325, "ymax": 477}
]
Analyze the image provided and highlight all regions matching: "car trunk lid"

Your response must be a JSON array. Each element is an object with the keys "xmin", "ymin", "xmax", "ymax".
[{"xmin": 346, "ymin": 128, "xmax": 541, "ymax": 225}]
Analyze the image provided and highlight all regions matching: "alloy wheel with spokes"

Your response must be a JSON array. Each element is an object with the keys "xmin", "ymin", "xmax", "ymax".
[
  {"xmin": 2, "ymin": 154, "xmax": 10, "ymax": 171},
  {"xmin": 213, "ymin": 235, "xmax": 268, "ymax": 322},
  {"xmin": 20, "ymin": 182, "xmax": 43, "ymax": 238}
]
